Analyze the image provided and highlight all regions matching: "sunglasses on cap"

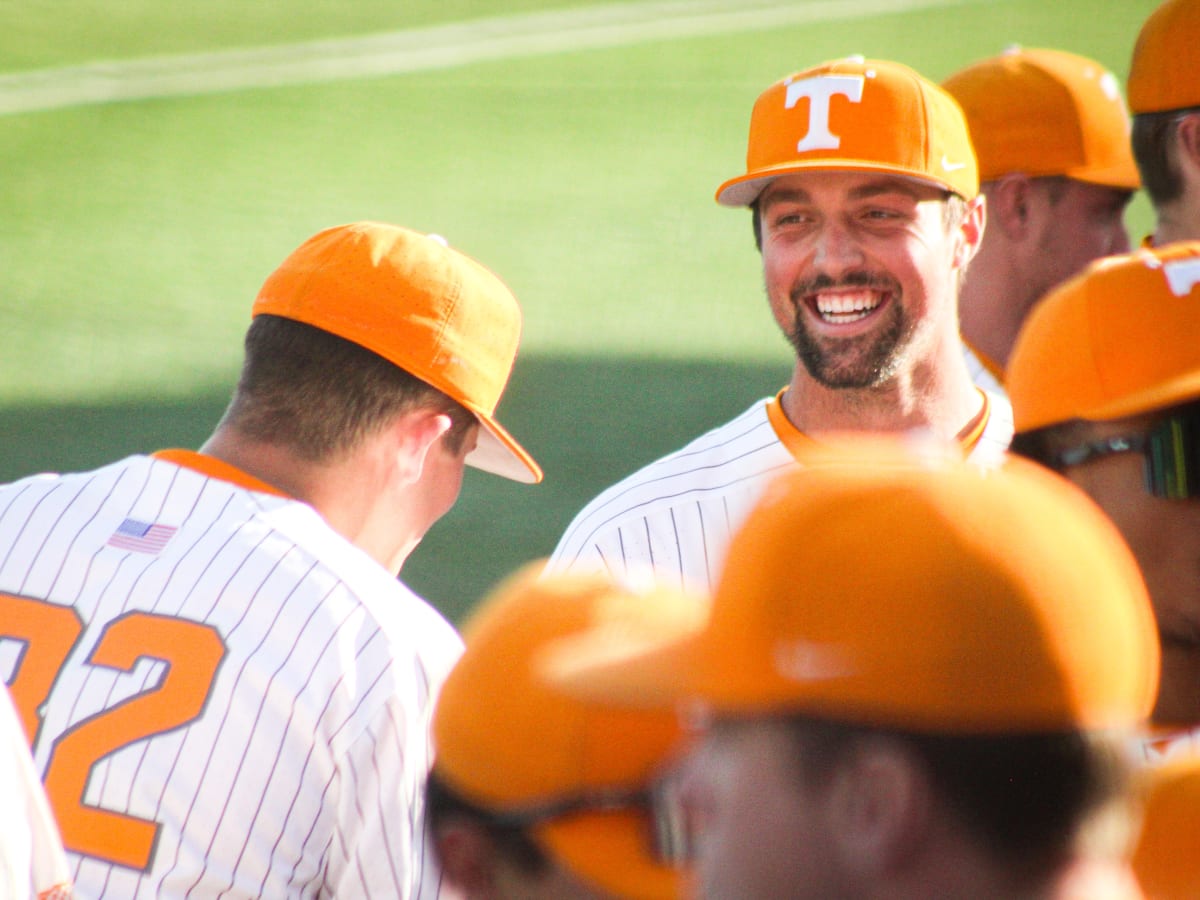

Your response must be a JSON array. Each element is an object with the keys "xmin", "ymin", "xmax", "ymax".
[
  {"xmin": 1048, "ymin": 404, "xmax": 1200, "ymax": 500},
  {"xmin": 486, "ymin": 773, "xmax": 693, "ymax": 866}
]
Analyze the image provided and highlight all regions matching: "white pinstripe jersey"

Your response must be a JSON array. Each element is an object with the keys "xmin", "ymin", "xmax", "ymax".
[
  {"xmin": 0, "ymin": 685, "xmax": 73, "ymax": 899},
  {"xmin": 0, "ymin": 451, "xmax": 463, "ymax": 898},
  {"xmin": 547, "ymin": 391, "xmax": 1014, "ymax": 594}
]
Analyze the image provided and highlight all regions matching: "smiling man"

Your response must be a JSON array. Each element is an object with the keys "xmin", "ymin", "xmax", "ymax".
[{"xmin": 549, "ymin": 57, "xmax": 1012, "ymax": 592}]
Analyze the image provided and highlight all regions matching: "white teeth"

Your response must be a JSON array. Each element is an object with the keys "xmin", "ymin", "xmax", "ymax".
[{"xmin": 813, "ymin": 291, "xmax": 882, "ymax": 322}]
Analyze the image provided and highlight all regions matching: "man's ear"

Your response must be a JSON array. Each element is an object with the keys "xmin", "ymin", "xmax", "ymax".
[
  {"xmin": 434, "ymin": 819, "xmax": 498, "ymax": 899},
  {"xmin": 389, "ymin": 408, "xmax": 453, "ymax": 486},
  {"xmin": 985, "ymin": 174, "xmax": 1034, "ymax": 242},
  {"xmin": 953, "ymin": 193, "xmax": 988, "ymax": 270},
  {"xmin": 984, "ymin": 172, "xmax": 1041, "ymax": 247},
  {"xmin": 828, "ymin": 740, "xmax": 931, "ymax": 877},
  {"xmin": 1175, "ymin": 113, "xmax": 1200, "ymax": 181}
]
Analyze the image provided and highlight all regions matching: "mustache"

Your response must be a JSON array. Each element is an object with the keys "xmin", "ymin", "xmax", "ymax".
[{"xmin": 790, "ymin": 271, "xmax": 899, "ymax": 302}]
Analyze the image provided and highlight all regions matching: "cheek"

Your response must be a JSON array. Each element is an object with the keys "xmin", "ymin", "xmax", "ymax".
[{"xmin": 761, "ymin": 251, "xmax": 801, "ymax": 328}]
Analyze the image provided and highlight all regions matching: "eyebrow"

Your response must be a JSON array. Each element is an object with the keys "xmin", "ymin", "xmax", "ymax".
[{"xmin": 760, "ymin": 177, "xmax": 927, "ymax": 210}]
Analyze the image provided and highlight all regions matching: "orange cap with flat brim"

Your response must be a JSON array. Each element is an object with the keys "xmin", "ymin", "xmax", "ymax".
[
  {"xmin": 1128, "ymin": 0, "xmax": 1200, "ymax": 115},
  {"xmin": 253, "ymin": 222, "xmax": 541, "ymax": 483},
  {"xmin": 716, "ymin": 57, "xmax": 978, "ymax": 207},
  {"xmin": 546, "ymin": 442, "xmax": 1158, "ymax": 735},
  {"xmin": 433, "ymin": 563, "xmax": 702, "ymax": 900},
  {"xmin": 943, "ymin": 47, "xmax": 1140, "ymax": 189},
  {"xmin": 1008, "ymin": 242, "xmax": 1200, "ymax": 432}
]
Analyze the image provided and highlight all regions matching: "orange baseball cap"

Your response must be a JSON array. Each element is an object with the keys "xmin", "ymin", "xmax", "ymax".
[
  {"xmin": 1132, "ymin": 753, "xmax": 1200, "ymax": 899},
  {"xmin": 1008, "ymin": 242, "xmax": 1200, "ymax": 432},
  {"xmin": 716, "ymin": 56, "xmax": 978, "ymax": 207},
  {"xmin": 432, "ymin": 564, "xmax": 702, "ymax": 900},
  {"xmin": 546, "ymin": 442, "xmax": 1159, "ymax": 734},
  {"xmin": 1128, "ymin": 0, "xmax": 1200, "ymax": 115},
  {"xmin": 253, "ymin": 221, "xmax": 541, "ymax": 483},
  {"xmin": 943, "ymin": 47, "xmax": 1140, "ymax": 189}
]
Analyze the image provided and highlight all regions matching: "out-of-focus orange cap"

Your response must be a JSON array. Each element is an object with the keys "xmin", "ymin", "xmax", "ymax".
[
  {"xmin": 253, "ymin": 222, "xmax": 541, "ymax": 483},
  {"xmin": 1128, "ymin": 0, "xmax": 1200, "ymax": 114},
  {"xmin": 943, "ymin": 47, "xmax": 1139, "ymax": 189},
  {"xmin": 716, "ymin": 56, "xmax": 978, "ymax": 206},
  {"xmin": 1008, "ymin": 242, "xmax": 1200, "ymax": 432},
  {"xmin": 547, "ymin": 441, "xmax": 1159, "ymax": 735},
  {"xmin": 1132, "ymin": 753, "xmax": 1200, "ymax": 899},
  {"xmin": 433, "ymin": 563, "xmax": 702, "ymax": 900}
]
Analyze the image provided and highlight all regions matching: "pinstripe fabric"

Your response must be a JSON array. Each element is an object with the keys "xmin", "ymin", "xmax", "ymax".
[
  {"xmin": 0, "ymin": 455, "xmax": 462, "ymax": 899},
  {"xmin": 548, "ymin": 393, "xmax": 1014, "ymax": 594}
]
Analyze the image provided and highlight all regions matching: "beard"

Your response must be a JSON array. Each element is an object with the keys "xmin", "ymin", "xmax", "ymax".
[{"xmin": 786, "ymin": 272, "xmax": 915, "ymax": 389}]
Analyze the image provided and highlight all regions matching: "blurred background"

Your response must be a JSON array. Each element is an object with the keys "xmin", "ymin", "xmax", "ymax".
[{"xmin": 0, "ymin": 0, "xmax": 1159, "ymax": 621}]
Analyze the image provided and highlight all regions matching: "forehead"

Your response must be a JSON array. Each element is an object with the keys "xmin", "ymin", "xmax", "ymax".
[{"xmin": 758, "ymin": 170, "xmax": 947, "ymax": 208}]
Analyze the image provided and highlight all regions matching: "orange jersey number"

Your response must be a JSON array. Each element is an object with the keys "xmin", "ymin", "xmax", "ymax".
[{"xmin": 0, "ymin": 594, "xmax": 226, "ymax": 871}]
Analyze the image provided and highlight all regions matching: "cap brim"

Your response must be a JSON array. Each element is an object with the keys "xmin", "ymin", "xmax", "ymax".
[
  {"xmin": 716, "ymin": 161, "xmax": 964, "ymax": 207},
  {"xmin": 536, "ymin": 811, "xmax": 682, "ymax": 900},
  {"xmin": 1071, "ymin": 373, "xmax": 1200, "ymax": 426},
  {"xmin": 467, "ymin": 415, "xmax": 542, "ymax": 483},
  {"xmin": 1062, "ymin": 160, "xmax": 1142, "ymax": 191}
]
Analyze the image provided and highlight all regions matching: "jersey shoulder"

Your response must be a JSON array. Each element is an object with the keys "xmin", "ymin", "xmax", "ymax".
[{"xmin": 549, "ymin": 398, "xmax": 793, "ymax": 565}]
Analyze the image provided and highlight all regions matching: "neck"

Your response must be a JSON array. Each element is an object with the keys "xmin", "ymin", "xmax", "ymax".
[
  {"xmin": 1153, "ymin": 202, "xmax": 1200, "ymax": 246},
  {"xmin": 781, "ymin": 342, "xmax": 983, "ymax": 443},
  {"xmin": 957, "ymin": 269, "xmax": 1022, "ymax": 374},
  {"xmin": 200, "ymin": 427, "xmax": 416, "ymax": 576}
]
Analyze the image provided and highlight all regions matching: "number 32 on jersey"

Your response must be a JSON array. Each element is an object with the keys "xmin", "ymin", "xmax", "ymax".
[{"xmin": 0, "ymin": 593, "xmax": 226, "ymax": 872}]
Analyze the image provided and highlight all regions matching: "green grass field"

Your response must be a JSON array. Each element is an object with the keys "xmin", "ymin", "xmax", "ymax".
[{"xmin": 0, "ymin": 0, "xmax": 1160, "ymax": 621}]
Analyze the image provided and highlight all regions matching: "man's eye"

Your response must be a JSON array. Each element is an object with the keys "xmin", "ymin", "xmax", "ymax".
[{"xmin": 773, "ymin": 212, "xmax": 809, "ymax": 227}]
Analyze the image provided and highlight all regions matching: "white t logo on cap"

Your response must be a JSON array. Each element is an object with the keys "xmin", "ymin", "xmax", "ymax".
[
  {"xmin": 1163, "ymin": 257, "xmax": 1200, "ymax": 296},
  {"xmin": 785, "ymin": 75, "xmax": 866, "ymax": 152}
]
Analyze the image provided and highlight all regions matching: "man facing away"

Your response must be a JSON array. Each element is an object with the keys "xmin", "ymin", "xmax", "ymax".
[
  {"xmin": 547, "ymin": 56, "xmax": 1011, "ymax": 593},
  {"xmin": 0, "ymin": 222, "xmax": 541, "ymax": 897},
  {"xmin": 546, "ymin": 442, "xmax": 1159, "ymax": 900},
  {"xmin": 1007, "ymin": 241, "xmax": 1200, "ymax": 757},
  {"xmin": 943, "ymin": 46, "xmax": 1139, "ymax": 394},
  {"xmin": 1128, "ymin": 0, "xmax": 1200, "ymax": 247},
  {"xmin": 427, "ymin": 564, "xmax": 695, "ymax": 900}
]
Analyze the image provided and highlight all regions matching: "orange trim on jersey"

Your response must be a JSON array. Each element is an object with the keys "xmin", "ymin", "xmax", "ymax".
[
  {"xmin": 955, "ymin": 389, "xmax": 991, "ymax": 455},
  {"xmin": 962, "ymin": 337, "xmax": 1005, "ymax": 385},
  {"xmin": 767, "ymin": 388, "xmax": 992, "ymax": 459},
  {"xmin": 765, "ymin": 390, "xmax": 821, "ymax": 459},
  {"xmin": 151, "ymin": 449, "xmax": 290, "ymax": 497}
]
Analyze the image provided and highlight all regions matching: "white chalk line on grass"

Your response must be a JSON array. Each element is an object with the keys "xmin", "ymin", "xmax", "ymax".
[{"xmin": 0, "ymin": 0, "xmax": 988, "ymax": 116}]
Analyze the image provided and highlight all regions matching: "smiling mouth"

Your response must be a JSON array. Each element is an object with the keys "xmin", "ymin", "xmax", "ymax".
[{"xmin": 807, "ymin": 289, "xmax": 886, "ymax": 324}]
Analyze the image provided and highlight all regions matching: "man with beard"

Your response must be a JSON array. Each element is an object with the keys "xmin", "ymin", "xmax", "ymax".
[{"xmin": 547, "ymin": 56, "xmax": 1012, "ymax": 592}]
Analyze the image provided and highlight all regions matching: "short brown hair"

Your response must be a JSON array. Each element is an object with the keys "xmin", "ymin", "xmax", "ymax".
[
  {"xmin": 218, "ymin": 315, "xmax": 476, "ymax": 462},
  {"xmin": 1130, "ymin": 109, "xmax": 1200, "ymax": 207}
]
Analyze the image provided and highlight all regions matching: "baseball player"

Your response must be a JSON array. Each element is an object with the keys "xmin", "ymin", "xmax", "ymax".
[
  {"xmin": 1006, "ymin": 242, "xmax": 1200, "ymax": 756},
  {"xmin": 942, "ymin": 47, "xmax": 1140, "ymax": 395},
  {"xmin": 546, "ymin": 443, "xmax": 1159, "ymax": 900},
  {"xmin": 1128, "ymin": 0, "xmax": 1200, "ymax": 246},
  {"xmin": 0, "ymin": 222, "xmax": 541, "ymax": 897},
  {"xmin": 547, "ymin": 57, "xmax": 1012, "ymax": 593},
  {"xmin": 0, "ymin": 685, "xmax": 73, "ymax": 899},
  {"xmin": 427, "ymin": 563, "xmax": 694, "ymax": 900}
]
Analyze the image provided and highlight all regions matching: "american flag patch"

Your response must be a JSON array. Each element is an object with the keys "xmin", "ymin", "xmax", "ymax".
[{"xmin": 107, "ymin": 518, "xmax": 177, "ymax": 554}]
